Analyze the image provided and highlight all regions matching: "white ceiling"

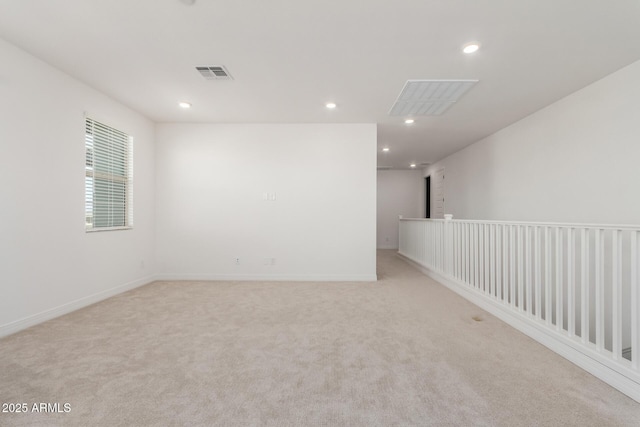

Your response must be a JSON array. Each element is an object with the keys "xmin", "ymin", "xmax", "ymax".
[{"xmin": 2, "ymin": 0, "xmax": 640, "ymax": 168}]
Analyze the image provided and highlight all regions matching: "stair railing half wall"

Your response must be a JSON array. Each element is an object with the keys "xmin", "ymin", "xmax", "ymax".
[{"xmin": 398, "ymin": 217, "xmax": 640, "ymax": 402}]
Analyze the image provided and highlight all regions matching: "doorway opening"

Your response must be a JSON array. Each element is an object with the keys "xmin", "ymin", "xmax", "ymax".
[{"xmin": 425, "ymin": 176, "xmax": 431, "ymax": 218}]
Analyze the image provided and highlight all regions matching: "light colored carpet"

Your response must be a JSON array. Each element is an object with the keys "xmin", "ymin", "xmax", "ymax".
[{"xmin": 1, "ymin": 250, "xmax": 639, "ymax": 426}]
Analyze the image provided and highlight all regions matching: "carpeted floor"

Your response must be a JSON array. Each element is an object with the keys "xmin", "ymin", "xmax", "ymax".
[{"xmin": 1, "ymin": 250, "xmax": 639, "ymax": 426}]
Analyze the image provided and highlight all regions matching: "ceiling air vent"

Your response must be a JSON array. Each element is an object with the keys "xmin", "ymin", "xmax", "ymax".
[
  {"xmin": 389, "ymin": 80, "xmax": 478, "ymax": 116},
  {"xmin": 196, "ymin": 66, "xmax": 233, "ymax": 80}
]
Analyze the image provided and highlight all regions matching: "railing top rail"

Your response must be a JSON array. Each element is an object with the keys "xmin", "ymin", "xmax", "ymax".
[{"xmin": 399, "ymin": 217, "xmax": 640, "ymax": 231}]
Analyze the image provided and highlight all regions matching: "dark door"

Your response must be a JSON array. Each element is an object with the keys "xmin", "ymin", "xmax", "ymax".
[{"xmin": 425, "ymin": 176, "xmax": 431, "ymax": 218}]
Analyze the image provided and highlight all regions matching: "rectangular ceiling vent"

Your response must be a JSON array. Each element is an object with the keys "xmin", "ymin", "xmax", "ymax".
[
  {"xmin": 389, "ymin": 80, "xmax": 478, "ymax": 116},
  {"xmin": 196, "ymin": 65, "xmax": 233, "ymax": 80}
]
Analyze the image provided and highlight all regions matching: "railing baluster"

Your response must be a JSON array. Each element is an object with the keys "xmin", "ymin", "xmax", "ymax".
[
  {"xmin": 463, "ymin": 222, "xmax": 467, "ymax": 282},
  {"xmin": 469, "ymin": 223, "xmax": 472, "ymax": 285},
  {"xmin": 442, "ymin": 222, "xmax": 446, "ymax": 272},
  {"xmin": 443, "ymin": 221, "xmax": 446, "ymax": 272},
  {"xmin": 456, "ymin": 222, "xmax": 460, "ymax": 280},
  {"xmin": 462, "ymin": 223, "xmax": 467, "ymax": 284},
  {"xmin": 421, "ymin": 221, "xmax": 425, "ymax": 264},
  {"xmin": 448, "ymin": 222, "xmax": 451, "ymax": 273},
  {"xmin": 485, "ymin": 224, "xmax": 491, "ymax": 295},
  {"xmin": 432, "ymin": 222, "xmax": 440, "ymax": 270},
  {"xmin": 414, "ymin": 221, "xmax": 418, "ymax": 263},
  {"xmin": 431, "ymin": 222, "xmax": 435, "ymax": 268},
  {"xmin": 418, "ymin": 221, "xmax": 423, "ymax": 264},
  {"xmin": 467, "ymin": 224, "xmax": 471, "ymax": 285},
  {"xmin": 483, "ymin": 224, "xmax": 487, "ymax": 292},
  {"xmin": 518, "ymin": 225, "xmax": 524, "ymax": 312},
  {"xmin": 439, "ymin": 222, "xmax": 444, "ymax": 271},
  {"xmin": 441, "ymin": 222, "xmax": 445, "ymax": 271},
  {"xmin": 419, "ymin": 223, "xmax": 429, "ymax": 264},
  {"xmin": 412, "ymin": 221, "xmax": 417, "ymax": 261},
  {"xmin": 435, "ymin": 221, "xmax": 439, "ymax": 268},
  {"xmin": 503, "ymin": 224, "xmax": 508, "ymax": 304},
  {"xmin": 535, "ymin": 226, "xmax": 541, "ymax": 320},
  {"xmin": 467, "ymin": 223, "xmax": 472, "ymax": 285},
  {"xmin": 595, "ymin": 229, "xmax": 604, "ymax": 352},
  {"xmin": 484, "ymin": 224, "xmax": 488, "ymax": 293},
  {"xmin": 438, "ymin": 222, "xmax": 441, "ymax": 270},
  {"xmin": 475, "ymin": 224, "xmax": 480, "ymax": 289},
  {"xmin": 479, "ymin": 224, "xmax": 485, "ymax": 292},
  {"xmin": 427, "ymin": 221, "xmax": 430, "ymax": 266},
  {"xmin": 498, "ymin": 225, "xmax": 501, "ymax": 299},
  {"xmin": 468, "ymin": 223, "xmax": 472, "ymax": 285},
  {"xmin": 526, "ymin": 226, "xmax": 532, "ymax": 316},
  {"xmin": 452, "ymin": 222, "xmax": 456, "ymax": 276},
  {"xmin": 545, "ymin": 227, "xmax": 551, "ymax": 326},
  {"xmin": 424, "ymin": 221, "xmax": 428, "ymax": 264},
  {"xmin": 458, "ymin": 222, "xmax": 462, "ymax": 279},
  {"xmin": 424, "ymin": 221, "xmax": 428, "ymax": 266},
  {"xmin": 456, "ymin": 222, "xmax": 460, "ymax": 281},
  {"xmin": 424, "ymin": 221, "xmax": 428, "ymax": 265},
  {"xmin": 452, "ymin": 222, "xmax": 457, "ymax": 278},
  {"xmin": 568, "ymin": 227, "xmax": 575, "ymax": 337},
  {"xmin": 556, "ymin": 227, "xmax": 563, "ymax": 332},
  {"xmin": 443, "ymin": 221, "xmax": 447, "ymax": 273},
  {"xmin": 631, "ymin": 230, "xmax": 638, "ymax": 369},
  {"xmin": 612, "ymin": 229, "xmax": 622, "ymax": 360},
  {"xmin": 436, "ymin": 221, "xmax": 439, "ymax": 268},
  {"xmin": 580, "ymin": 228, "xmax": 589, "ymax": 344},
  {"xmin": 467, "ymin": 223, "xmax": 471, "ymax": 286},
  {"xmin": 490, "ymin": 224, "xmax": 496, "ymax": 298},
  {"xmin": 511, "ymin": 225, "xmax": 516, "ymax": 308},
  {"xmin": 430, "ymin": 221, "xmax": 435, "ymax": 268}
]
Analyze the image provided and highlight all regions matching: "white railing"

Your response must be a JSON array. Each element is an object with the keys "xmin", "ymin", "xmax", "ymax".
[{"xmin": 398, "ymin": 218, "xmax": 640, "ymax": 402}]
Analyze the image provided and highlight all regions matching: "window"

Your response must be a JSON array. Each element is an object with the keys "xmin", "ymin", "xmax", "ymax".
[{"xmin": 85, "ymin": 117, "xmax": 133, "ymax": 231}]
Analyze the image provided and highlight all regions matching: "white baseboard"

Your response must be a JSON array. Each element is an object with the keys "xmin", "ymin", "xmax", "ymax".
[
  {"xmin": 377, "ymin": 245, "xmax": 399, "ymax": 250},
  {"xmin": 0, "ymin": 275, "xmax": 155, "ymax": 338},
  {"xmin": 397, "ymin": 252, "xmax": 640, "ymax": 403},
  {"xmin": 155, "ymin": 273, "xmax": 378, "ymax": 282},
  {"xmin": 1, "ymin": 271, "xmax": 378, "ymax": 338}
]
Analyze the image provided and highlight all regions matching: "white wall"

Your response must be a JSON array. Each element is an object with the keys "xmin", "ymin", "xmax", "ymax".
[
  {"xmin": 425, "ymin": 59, "xmax": 640, "ymax": 225},
  {"xmin": 377, "ymin": 170, "xmax": 424, "ymax": 249},
  {"xmin": 155, "ymin": 123, "xmax": 377, "ymax": 281},
  {"xmin": 0, "ymin": 39, "xmax": 156, "ymax": 335}
]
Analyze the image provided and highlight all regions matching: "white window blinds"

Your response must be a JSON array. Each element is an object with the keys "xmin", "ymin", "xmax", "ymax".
[{"xmin": 85, "ymin": 118, "xmax": 133, "ymax": 231}]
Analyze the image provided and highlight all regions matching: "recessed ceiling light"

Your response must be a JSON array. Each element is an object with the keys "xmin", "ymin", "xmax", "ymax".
[
  {"xmin": 463, "ymin": 42, "xmax": 480, "ymax": 54},
  {"xmin": 410, "ymin": 163, "xmax": 417, "ymax": 168},
  {"xmin": 382, "ymin": 147, "xmax": 390, "ymax": 152},
  {"xmin": 326, "ymin": 102, "xmax": 337, "ymax": 109},
  {"xmin": 179, "ymin": 101, "xmax": 192, "ymax": 109},
  {"xmin": 404, "ymin": 119, "xmax": 415, "ymax": 124}
]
